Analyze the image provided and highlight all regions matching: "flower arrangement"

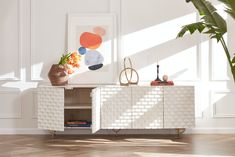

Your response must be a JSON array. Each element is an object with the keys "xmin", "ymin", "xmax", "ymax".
[
  {"xmin": 58, "ymin": 51, "xmax": 81, "ymax": 74},
  {"xmin": 48, "ymin": 51, "xmax": 81, "ymax": 86}
]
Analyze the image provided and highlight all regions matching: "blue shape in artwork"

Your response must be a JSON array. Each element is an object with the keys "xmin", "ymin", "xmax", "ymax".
[
  {"xmin": 85, "ymin": 50, "xmax": 104, "ymax": 67},
  {"xmin": 78, "ymin": 47, "xmax": 86, "ymax": 55},
  {"xmin": 88, "ymin": 64, "xmax": 103, "ymax": 70}
]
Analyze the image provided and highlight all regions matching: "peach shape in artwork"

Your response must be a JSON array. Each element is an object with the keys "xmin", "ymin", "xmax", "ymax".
[{"xmin": 93, "ymin": 26, "xmax": 106, "ymax": 36}]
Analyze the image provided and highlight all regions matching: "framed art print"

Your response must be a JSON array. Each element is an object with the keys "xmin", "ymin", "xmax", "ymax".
[{"xmin": 68, "ymin": 14, "xmax": 117, "ymax": 84}]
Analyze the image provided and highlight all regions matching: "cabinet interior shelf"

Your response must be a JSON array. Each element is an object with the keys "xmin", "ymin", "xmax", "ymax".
[
  {"xmin": 64, "ymin": 105, "xmax": 92, "ymax": 109},
  {"xmin": 64, "ymin": 126, "xmax": 91, "ymax": 129}
]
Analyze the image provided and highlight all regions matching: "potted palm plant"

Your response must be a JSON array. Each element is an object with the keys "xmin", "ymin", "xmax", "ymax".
[{"xmin": 177, "ymin": 0, "xmax": 235, "ymax": 83}]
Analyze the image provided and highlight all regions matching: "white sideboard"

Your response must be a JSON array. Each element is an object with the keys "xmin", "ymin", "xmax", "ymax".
[
  {"xmin": 37, "ymin": 85, "xmax": 195, "ymax": 134},
  {"xmin": 92, "ymin": 86, "xmax": 195, "ymax": 133}
]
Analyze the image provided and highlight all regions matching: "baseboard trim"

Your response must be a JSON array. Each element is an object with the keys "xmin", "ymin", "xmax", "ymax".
[
  {"xmin": 185, "ymin": 128, "xmax": 235, "ymax": 134},
  {"xmin": 1, "ymin": 128, "xmax": 235, "ymax": 135},
  {"xmin": 0, "ymin": 128, "xmax": 47, "ymax": 134}
]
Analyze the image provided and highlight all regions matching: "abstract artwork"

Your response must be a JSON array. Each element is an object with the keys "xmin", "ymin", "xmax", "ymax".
[
  {"xmin": 68, "ymin": 14, "xmax": 117, "ymax": 84},
  {"xmin": 78, "ymin": 26, "xmax": 105, "ymax": 70}
]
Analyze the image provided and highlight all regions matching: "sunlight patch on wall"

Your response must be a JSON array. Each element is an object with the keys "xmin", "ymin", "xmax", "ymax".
[
  {"xmin": 161, "ymin": 46, "xmax": 198, "ymax": 80},
  {"xmin": 211, "ymin": 92, "xmax": 226, "ymax": 107},
  {"xmin": 2, "ymin": 82, "xmax": 38, "ymax": 91},
  {"xmin": 122, "ymin": 13, "xmax": 197, "ymax": 57},
  {"xmin": 212, "ymin": 92, "xmax": 235, "ymax": 117},
  {"xmin": 137, "ymin": 46, "xmax": 198, "ymax": 81},
  {"xmin": 0, "ymin": 72, "xmax": 16, "ymax": 80},
  {"xmin": 31, "ymin": 62, "xmax": 44, "ymax": 80}
]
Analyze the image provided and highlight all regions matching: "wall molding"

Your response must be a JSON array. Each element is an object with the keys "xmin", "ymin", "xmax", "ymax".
[
  {"xmin": 196, "ymin": 112, "xmax": 204, "ymax": 119},
  {"xmin": 0, "ymin": 0, "xmax": 22, "ymax": 81},
  {"xmin": 0, "ymin": 90, "xmax": 22, "ymax": 119},
  {"xmin": 110, "ymin": 0, "xmax": 122, "ymax": 78},
  {"xmin": 186, "ymin": 128, "xmax": 235, "ymax": 134},
  {"xmin": 30, "ymin": 0, "xmax": 42, "ymax": 81},
  {"xmin": 211, "ymin": 90, "xmax": 235, "ymax": 118},
  {"xmin": 0, "ymin": 128, "xmax": 47, "ymax": 134},
  {"xmin": 210, "ymin": 36, "xmax": 230, "ymax": 81}
]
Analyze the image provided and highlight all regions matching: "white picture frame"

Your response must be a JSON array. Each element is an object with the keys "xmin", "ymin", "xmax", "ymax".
[{"xmin": 68, "ymin": 14, "xmax": 117, "ymax": 84}]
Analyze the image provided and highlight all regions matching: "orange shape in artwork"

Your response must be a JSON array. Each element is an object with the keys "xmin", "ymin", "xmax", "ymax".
[{"xmin": 80, "ymin": 32, "xmax": 102, "ymax": 49}]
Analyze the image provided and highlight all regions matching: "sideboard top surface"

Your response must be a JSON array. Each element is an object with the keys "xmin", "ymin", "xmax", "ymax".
[{"xmin": 38, "ymin": 83, "xmax": 194, "ymax": 89}]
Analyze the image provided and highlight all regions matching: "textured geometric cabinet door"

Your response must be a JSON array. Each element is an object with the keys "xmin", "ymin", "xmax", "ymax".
[
  {"xmin": 92, "ymin": 88, "xmax": 101, "ymax": 133},
  {"xmin": 132, "ymin": 87, "xmax": 164, "ymax": 129},
  {"xmin": 37, "ymin": 87, "xmax": 64, "ymax": 131},
  {"xmin": 164, "ymin": 86, "xmax": 195, "ymax": 128},
  {"xmin": 100, "ymin": 86, "xmax": 132, "ymax": 129}
]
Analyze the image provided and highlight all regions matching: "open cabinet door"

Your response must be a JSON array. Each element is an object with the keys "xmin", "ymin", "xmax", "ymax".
[
  {"xmin": 37, "ymin": 86, "xmax": 64, "ymax": 131},
  {"xmin": 92, "ymin": 87, "xmax": 101, "ymax": 133}
]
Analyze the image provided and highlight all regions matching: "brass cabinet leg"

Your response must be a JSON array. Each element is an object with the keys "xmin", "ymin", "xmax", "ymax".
[
  {"xmin": 112, "ymin": 129, "xmax": 121, "ymax": 136},
  {"xmin": 49, "ymin": 130, "xmax": 56, "ymax": 138},
  {"xmin": 175, "ymin": 128, "xmax": 185, "ymax": 138}
]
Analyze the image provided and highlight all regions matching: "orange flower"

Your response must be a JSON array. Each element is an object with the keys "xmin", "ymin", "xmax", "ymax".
[
  {"xmin": 67, "ymin": 69, "xmax": 74, "ymax": 74},
  {"xmin": 71, "ymin": 52, "xmax": 77, "ymax": 58},
  {"xmin": 73, "ymin": 63, "xmax": 80, "ymax": 68},
  {"xmin": 58, "ymin": 51, "xmax": 81, "ymax": 75}
]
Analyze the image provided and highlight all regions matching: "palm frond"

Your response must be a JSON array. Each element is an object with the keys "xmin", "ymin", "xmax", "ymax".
[
  {"xmin": 218, "ymin": 0, "xmax": 235, "ymax": 20},
  {"xmin": 232, "ymin": 55, "xmax": 235, "ymax": 63},
  {"xmin": 183, "ymin": 0, "xmax": 235, "ymax": 82},
  {"xmin": 203, "ymin": 24, "xmax": 223, "ymax": 41},
  {"xmin": 177, "ymin": 22, "xmax": 206, "ymax": 38},
  {"xmin": 188, "ymin": 0, "xmax": 227, "ymax": 35}
]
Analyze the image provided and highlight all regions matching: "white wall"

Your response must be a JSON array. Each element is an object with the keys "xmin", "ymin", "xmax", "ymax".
[{"xmin": 0, "ymin": 0, "xmax": 235, "ymax": 134}]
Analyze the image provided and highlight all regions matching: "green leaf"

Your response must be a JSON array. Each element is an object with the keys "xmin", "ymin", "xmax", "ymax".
[
  {"xmin": 218, "ymin": 0, "xmax": 235, "ymax": 20},
  {"xmin": 232, "ymin": 55, "xmax": 235, "ymax": 63},
  {"xmin": 189, "ymin": 0, "xmax": 227, "ymax": 35},
  {"xmin": 210, "ymin": 34, "xmax": 222, "ymax": 42},
  {"xmin": 203, "ymin": 28, "xmax": 215, "ymax": 34},
  {"xmin": 232, "ymin": 65, "xmax": 235, "ymax": 76},
  {"xmin": 58, "ymin": 52, "xmax": 72, "ymax": 65},
  {"xmin": 177, "ymin": 22, "xmax": 206, "ymax": 38}
]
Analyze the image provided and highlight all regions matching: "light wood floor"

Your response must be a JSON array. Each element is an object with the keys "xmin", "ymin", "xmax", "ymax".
[{"xmin": 1, "ymin": 134, "xmax": 235, "ymax": 157}]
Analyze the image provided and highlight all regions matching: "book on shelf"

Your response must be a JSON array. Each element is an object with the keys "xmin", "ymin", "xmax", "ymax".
[{"xmin": 64, "ymin": 120, "xmax": 91, "ymax": 127}]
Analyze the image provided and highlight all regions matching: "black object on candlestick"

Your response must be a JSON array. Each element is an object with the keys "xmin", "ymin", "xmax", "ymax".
[{"xmin": 155, "ymin": 64, "xmax": 162, "ymax": 81}]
